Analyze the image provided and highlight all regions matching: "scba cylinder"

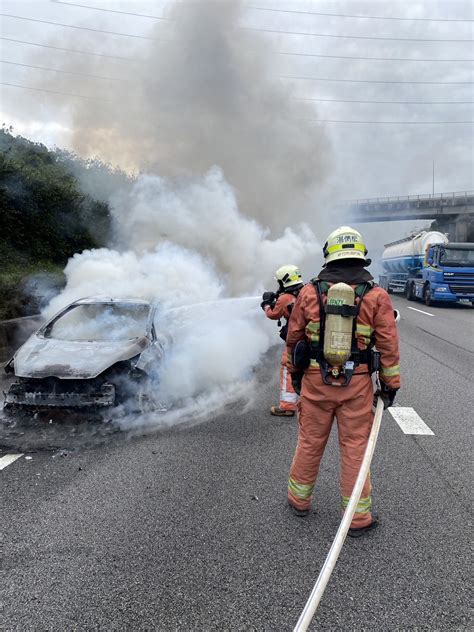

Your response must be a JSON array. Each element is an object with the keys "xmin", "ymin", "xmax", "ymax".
[{"xmin": 323, "ymin": 282, "xmax": 355, "ymax": 367}]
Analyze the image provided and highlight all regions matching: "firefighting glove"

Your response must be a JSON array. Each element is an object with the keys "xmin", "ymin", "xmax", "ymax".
[
  {"xmin": 291, "ymin": 371, "xmax": 304, "ymax": 396},
  {"xmin": 261, "ymin": 291, "xmax": 277, "ymax": 310},
  {"xmin": 377, "ymin": 383, "xmax": 398, "ymax": 409}
]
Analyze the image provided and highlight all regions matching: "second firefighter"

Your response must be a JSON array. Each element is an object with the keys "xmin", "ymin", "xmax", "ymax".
[{"xmin": 261, "ymin": 265, "xmax": 304, "ymax": 417}]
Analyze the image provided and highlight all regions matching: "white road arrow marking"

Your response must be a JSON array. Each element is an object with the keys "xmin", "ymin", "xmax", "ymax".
[
  {"xmin": 0, "ymin": 453, "xmax": 23, "ymax": 470},
  {"xmin": 407, "ymin": 306, "xmax": 434, "ymax": 317},
  {"xmin": 389, "ymin": 407, "xmax": 434, "ymax": 435}
]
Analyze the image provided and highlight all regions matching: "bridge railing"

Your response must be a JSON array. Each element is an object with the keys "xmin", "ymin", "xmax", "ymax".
[{"xmin": 345, "ymin": 190, "xmax": 474, "ymax": 206}]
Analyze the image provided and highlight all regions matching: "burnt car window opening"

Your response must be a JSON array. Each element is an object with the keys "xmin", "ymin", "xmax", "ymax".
[
  {"xmin": 439, "ymin": 247, "xmax": 474, "ymax": 267},
  {"xmin": 45, "ymin": 303, "xmax": 151, "ymax": 341}
]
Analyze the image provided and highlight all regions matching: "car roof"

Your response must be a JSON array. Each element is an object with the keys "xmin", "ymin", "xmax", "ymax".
[{"xmin": 73, "ymin": 296, "xmax": 152, "ymax": 306}]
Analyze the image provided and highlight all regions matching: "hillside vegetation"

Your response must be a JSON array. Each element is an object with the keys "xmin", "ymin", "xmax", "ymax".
[{"xmin": 0, "ymin": 127, "xmax": 126, "ymax": 319}]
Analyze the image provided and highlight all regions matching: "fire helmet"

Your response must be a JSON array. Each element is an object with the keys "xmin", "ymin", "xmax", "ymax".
[
  {"xmin": 275, "ymin": 265, "xmax": 303, "ymax": 288},
  {"xmin": 323, "ymin": 226, "xmax": 368, "ymax": 264}
]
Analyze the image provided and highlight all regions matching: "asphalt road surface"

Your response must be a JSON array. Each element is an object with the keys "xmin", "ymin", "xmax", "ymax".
[{"xmin": 1, "ymin": 296, "xmax": 472, "ymax": 630}]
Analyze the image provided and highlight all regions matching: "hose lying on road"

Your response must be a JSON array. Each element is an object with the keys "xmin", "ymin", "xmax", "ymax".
[{"xmin": 293, "ymin": 396, "xmax": 385, "ymax": 632}]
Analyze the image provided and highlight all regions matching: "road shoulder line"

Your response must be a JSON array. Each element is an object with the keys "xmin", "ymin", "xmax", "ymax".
[
  {"xmin": 407, "ymin": 306, "xmax": 434, "ymax": 317},
  {"xmin": 0, "ymin": 453, "xmax": 23, "ymax": 470},
  {"xmin": 389, "ymin": 407, "xmax": 435, "ymax": 435}
]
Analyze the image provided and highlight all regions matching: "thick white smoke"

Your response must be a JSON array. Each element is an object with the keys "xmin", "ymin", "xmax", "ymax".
[
  {"xmin": 155, "ymin": 297, "xmax": 272, "ymax": 407},
  {"xmin": 45, "ymin": 242, "xmax": 224, "ymax": 317},
  {"xmin": 45, "ymin": 168, "xmax": 320, "ymax": 426},
  {"xmin": 110, "ymin": 167, "xmax": 319, "ymax": 294},
  {"xmin": 46, "ymin": 167, "xmax": 321, "ymax": 315}
]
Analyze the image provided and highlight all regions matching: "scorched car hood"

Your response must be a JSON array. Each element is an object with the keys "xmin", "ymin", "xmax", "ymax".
[{"xmin": 13, "ymin": 334, "xmax": 149, "ymax": 379}]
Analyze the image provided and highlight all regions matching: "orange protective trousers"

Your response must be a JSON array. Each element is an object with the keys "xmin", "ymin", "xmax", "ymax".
[
  {"xmin": 279, "ymin": 348, "xmax": 298, "ymax": 411},
  {"xmin": 288, "ymin": 371, "xmax": 374, "ymax": 529}
]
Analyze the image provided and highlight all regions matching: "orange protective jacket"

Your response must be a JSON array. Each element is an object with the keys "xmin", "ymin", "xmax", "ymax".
[
  {"xmin": 265, "ymin": 291, "xmax": 297, "ymax": 370},
  {"xmin": 264, "ymin": 292, "xmax": 295, "ymax": 322},
  {"xmin": 265, "ymin": 292, "xmax": 299, "ymax": 411},
  {"xmin": 286, "ymin": 282, "xmax": 400, "ymax": 389}
]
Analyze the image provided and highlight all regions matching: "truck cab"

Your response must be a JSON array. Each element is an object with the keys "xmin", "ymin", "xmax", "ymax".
[{"xmin": 415, "ymin": 243, "xmax": 474, "ymax": 305}]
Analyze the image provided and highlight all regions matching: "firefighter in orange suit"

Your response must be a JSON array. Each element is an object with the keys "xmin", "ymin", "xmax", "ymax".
[
  {"xmin": 286, "ymin": 226, "xmax": 400, "ymax": 537},
  {"xmin": 261, "ymin": 265, "xmax": 304, "ymax": 417}
]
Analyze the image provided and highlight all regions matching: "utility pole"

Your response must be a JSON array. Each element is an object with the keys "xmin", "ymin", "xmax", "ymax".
[{"xmin": 432, "ymin": 161, "xmax": 435, "ymax": 196}]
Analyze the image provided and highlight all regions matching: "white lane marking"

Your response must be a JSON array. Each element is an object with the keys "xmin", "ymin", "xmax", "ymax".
[
  {"xmin": 389, "ymin": 407, "xmax": 435, "ymax": 435},
  {"xmin": 407, "ymin": 306, "xmax": 434, "ymax": 317},
  {"xmin": 0, "ymin": 454, "xmax": 23, "ymax": 470}
]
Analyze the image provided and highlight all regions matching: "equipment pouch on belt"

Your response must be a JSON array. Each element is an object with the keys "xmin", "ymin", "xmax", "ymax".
[
  {"xmin": 292, "ymin": 340, "xmax": 311, "ymax": 370},
  {"xmin": 369, "ymin": 349, "xmax": 381, "ymax": 373},
  {"xmin": 279, "ymin": 301, "xmax": 293, "ymax": 341},
  {"xmin": 279, "ymin": 322, "xmax": 288, "ymax": 341}
]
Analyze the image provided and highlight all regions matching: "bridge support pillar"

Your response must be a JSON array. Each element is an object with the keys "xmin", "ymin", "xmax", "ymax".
[
  {"xmin": 442, "ymin": 215, "xmax": 471, "ymax": 242},
  {"xmin": 454, "ymin": 216, "xmax": 470, "ymax": 242},
  {"xmin": 442, "ymin": 221, "xmax": 457, "ymax": 240}
]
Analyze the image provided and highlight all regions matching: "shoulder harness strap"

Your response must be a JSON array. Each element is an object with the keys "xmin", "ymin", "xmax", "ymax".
[
  {"xmin": 350, "ymin": 282, "xmax": 373, "ymax": 354},
  {"xmin": 311, "ymin": 279, "xmax": 325, "ymax": 353}
]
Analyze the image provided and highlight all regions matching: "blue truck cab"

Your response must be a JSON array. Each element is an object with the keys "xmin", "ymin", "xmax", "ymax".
[{"xmin": 407, "ymin": 242, "xmax": 474, "ymax": 306}]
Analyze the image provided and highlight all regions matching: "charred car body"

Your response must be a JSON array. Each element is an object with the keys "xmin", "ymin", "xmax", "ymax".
[{"xmin": 4, "ymin": 297, "xmax": 168, "ymax": 411}]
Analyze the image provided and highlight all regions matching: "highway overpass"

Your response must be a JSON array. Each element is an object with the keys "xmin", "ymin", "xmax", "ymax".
[{"xmin": 342, "ymin": 191, "xmax": 474, "ymax": 241}]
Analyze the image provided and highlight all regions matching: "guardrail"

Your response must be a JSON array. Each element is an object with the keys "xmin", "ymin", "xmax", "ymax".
[{"xmin": 344, "ymin": 190, "xmax": 474, "ymax": 206}]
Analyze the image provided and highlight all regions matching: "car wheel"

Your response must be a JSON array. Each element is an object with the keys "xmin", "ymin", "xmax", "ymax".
[{"xmin": 406, "ymin": 282, "xmax": 416, "ymax": 301}]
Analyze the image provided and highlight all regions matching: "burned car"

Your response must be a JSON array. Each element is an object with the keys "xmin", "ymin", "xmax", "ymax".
[{"xmin": 3, "ymin": 297, "xmax": 168, "ymax": 411}]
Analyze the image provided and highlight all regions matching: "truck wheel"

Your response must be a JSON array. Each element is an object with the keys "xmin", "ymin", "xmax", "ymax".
[
  {"xmin": 406, "ymin": 282, "xmax": 416, "ymax": 301},
  {"xmin": 424, "ymin": 284, "xmax": 433, "ymax": 307}
]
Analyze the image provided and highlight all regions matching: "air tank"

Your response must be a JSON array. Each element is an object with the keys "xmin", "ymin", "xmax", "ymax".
[
  {"xmin": 381, "ymin": 231, "xmax": 448, "ymax": 274},
  {"xmin": 323, "ymin": 283, "xmax": 355, "ymax": 367}
]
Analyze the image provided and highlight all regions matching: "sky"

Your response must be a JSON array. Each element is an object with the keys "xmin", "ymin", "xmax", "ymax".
[{"xmin": 0, "ymin": 0, "xmax": 472, "ymax": 221}]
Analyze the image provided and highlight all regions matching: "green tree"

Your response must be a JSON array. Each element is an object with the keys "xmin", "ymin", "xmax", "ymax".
[{"xmin": 0, "ymin": 128, "xmax": 117, "ymax": 318}]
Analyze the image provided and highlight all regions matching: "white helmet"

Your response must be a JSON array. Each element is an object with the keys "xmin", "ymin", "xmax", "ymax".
[
  {"xmin": 275, "ymin": 265, "xmax": 303, "ymax": 288},
  {"xmin": 323, "ymin": 226, "xmax": 368, "ymax": 264}
]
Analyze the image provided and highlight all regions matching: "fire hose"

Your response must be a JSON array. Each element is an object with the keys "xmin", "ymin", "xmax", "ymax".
[{"xmin": 293, "ymin": 395, "xmax": 385, "ymax": 632}]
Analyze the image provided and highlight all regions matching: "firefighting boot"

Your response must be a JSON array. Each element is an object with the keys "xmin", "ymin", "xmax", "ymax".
[
  {"xmin": 271, "ymin": 406, "xmax": 295, "ymax": 417},
  {"xmin": 288, "ymin": 502, "xmax": 309, "ymax": 518},
  {"xmin": 348, "ymin": 515, "xmax": 379, "ymax": 538}
]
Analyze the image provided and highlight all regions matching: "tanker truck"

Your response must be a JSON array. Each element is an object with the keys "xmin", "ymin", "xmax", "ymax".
[{"xmin": 378, "ymin": 231, "xmax": 474, "ymax": 306}]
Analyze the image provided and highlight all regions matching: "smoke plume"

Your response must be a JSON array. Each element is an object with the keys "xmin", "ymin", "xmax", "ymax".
[
  {"xmin": 34, "ymin": 0, "xmax": 330, "ymax": 231},
  {"xmin": 43, "ymin": 167, "xmax": 320, "ymax": 424}
]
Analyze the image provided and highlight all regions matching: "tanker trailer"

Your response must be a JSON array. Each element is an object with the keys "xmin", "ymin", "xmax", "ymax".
[{"xmin": 379, "ymin": 231, "xmax": 474, "ymax": 306}]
